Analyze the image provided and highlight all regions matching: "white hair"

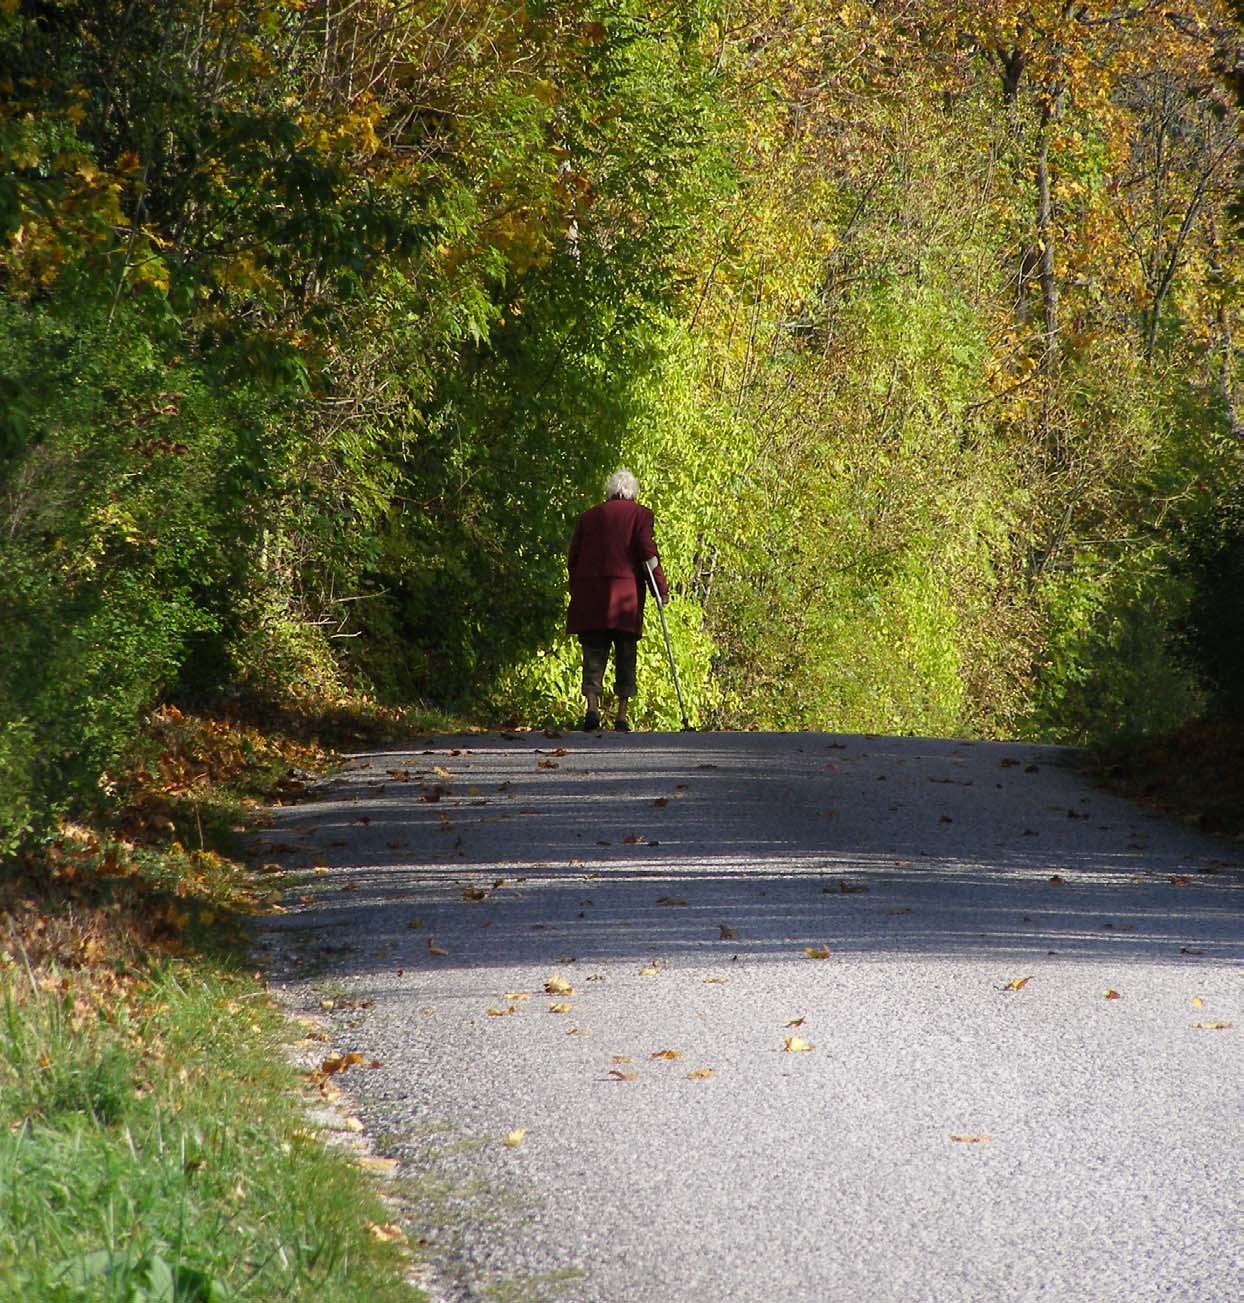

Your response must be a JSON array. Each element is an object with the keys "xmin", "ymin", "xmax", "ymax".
[{"xmin": 605, "ymin": 468, "xmax": 639, "ymax": 501}]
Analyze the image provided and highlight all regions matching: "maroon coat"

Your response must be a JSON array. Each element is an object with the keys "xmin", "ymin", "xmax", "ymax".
[{"xmin": 567, "ymin": 497, "xmax": 669, "ymax": 636}]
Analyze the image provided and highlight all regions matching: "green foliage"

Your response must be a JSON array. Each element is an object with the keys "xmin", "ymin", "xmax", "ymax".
[{"xmin": 0, "ymin": 968, "xmax": 422, "ymax": 1303}]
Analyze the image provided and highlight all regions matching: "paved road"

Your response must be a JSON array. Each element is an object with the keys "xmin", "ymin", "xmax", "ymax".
[{"xmin": 256, "ymin": 731, "xmax": 1242, "ymax": 1303}]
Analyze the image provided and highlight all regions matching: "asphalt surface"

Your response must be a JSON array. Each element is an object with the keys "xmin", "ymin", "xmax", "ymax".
[{"xmin": 255, "ymin": 731, "xmax": 1243, "ymax": 1303}]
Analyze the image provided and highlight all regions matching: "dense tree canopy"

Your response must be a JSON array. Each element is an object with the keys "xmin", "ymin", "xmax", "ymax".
[{"xmin": 2, "ymin": 0, "xmax": 1241, "ymax": 852}]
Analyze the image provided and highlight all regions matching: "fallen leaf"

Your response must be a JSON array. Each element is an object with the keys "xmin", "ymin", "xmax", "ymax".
[
  {"xmin": 1191, "ymin": 1021, "xmax": 1233, "ymax": 1030},
  {"xmin": 504, "ymin": 991, "xmax": 531, "ymax": 1002},
  {"xmin": 342, "ymin": 1116, "xmax": 365, "ymax": 1133},
  {"xmin": 686, "ymin": 1068, "xmax": 714, "ymax": 1080},
  {"xmin": 1104, "ymin": 989, "xmax": 1121, "ymax": 1000},
  {"xmin": 650, "ymin": 1049, "xmax": 682, "ymax": 1061},
  {"xmin": 837, "ymin": 880, "xmax": 869, "ymax": 893},
  {"xmin": 703, "ymin": 977, "xmax": 728, "ymax": 984},
  {"xmin": 486, "ymin": 1006, "xmax": 519, "ymax": 1017},
  {"xmin": 503, "ymin": 1128, "xmax": 527, "ymax": 1147},
  {"xmin": 428, "ymin": 939, "xmax": 448, "ymax": 956},
  {"xmin": 638, "ymin": 963, "xmax": 661, "ymax": 976},
  {"xmin": 1048, "ymin": 874, "xmax": 1066, "ymax": 885},
  {"xmin": 367, "ymin": 1222, "xmax": 407, "ymax": 1243},
  {"xmin": 538, "ymin": 760, "xmax": 560, "ymax": 770},
  {"xmin": 611, "ymin": 1055, "xmax": 633, "ymax": 1064},
  {"xmin": 544, "ymin": 974, "xmax": 574, "ymax": 995},
  {"xmin": 461, "ymin": 886, "xmax": 490, "ymax": 901},
  {"xmin": 783, "ymin": 1035, "xmax": 815, "ymax": 1053},
  {"xmin": 804, "ymin": 945, "xmax": 831, "ymax": 960},
  {"xmin": 653, "ymin": 798, "xmax": 669, "ymax": 808},
  {"xmin": 1191, "ymin": 996, "xmax": 1205, "ymax": 1009},
  {"xmin": 318, "ymin": 1052, "xmax": 366, "ymax": 1076},
  {"xmin": 785, "ymin": 1017, "xmax": 806, "ymax": 1028},
  {"xmin": 950, "ymin": 1134, "xmax": 992, "ymax": 1143},
  {"xmin": 623, "ymin": 833, "xmax": 647, "ymax": 844},
  {"xmin": 605, "ymin": 1069, "xmax": 637, "ymax": 1081},
  {"xmin": 1169, "ymin": 875, "xmax": 1193, "ymax": 886},
  {"xmin": 433, "ymin": 766, "xmax": 453, "ymax": 779},
  {"xmin": 1000, "ymin": 976, "xmax": 1034, "ymax": 991},
  {"xmin": 548, "ymin": 1002, "xmax": 573, "ymax": 1013}
]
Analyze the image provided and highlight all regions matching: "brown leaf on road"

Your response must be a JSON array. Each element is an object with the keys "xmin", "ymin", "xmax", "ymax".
[
  {"xmin": 653, "ymin": 797, "xmax": 669, "ymax": 808},
  {"xmin": 836, "ymin": 880, "xmax": 869, "ymax": 893},
  {"xmin": 605, "ymin": 1069, "xmax": 637, "ymax": 1081},
  {"xmin": 1191, "ymin": 1021, "xmax": 1233, "ymax": 1030},
  {"xmin": 623, "ymin": 833, "xmax": 648, "ymax": 844},
  {"xmin": 686, "ymin": 1068, "xmax": 714, "ymax": 1080},
  {"xmin": 1104, "ymin": 989, "xmax": 1121, "ymax": 1000},
  {"xmin": 1000, "ymin": 976, "xmax": 1034, "ymax": 991},
  {"xmin": 950, "ymin": 1134, "xmax": 992, "ymax": 1143},
  {"xmin": 317, "ymin": 1052, "xmax": 366, "ymax": 1076},
  {"xmin": 544, "ymin": 974, "xmax": 574, "ymax": 995},
  {"xmin": 537, "ymin": 760, "xmax": 560, "ymax": 770},
  {"xmin": 650, "ymin": 1049, "xmax": 682, "ymax": 1061},
  {"xmin": 784, "ymin": 1035, "xmax": 815, "ymax": 1053},
  {"xmin": 785, "ymin": 1017, "xmax": 806, "ymax": 1028},
  {"xmin": 804, "ymin": 945, "xmax": 831, "ymax": 960}
]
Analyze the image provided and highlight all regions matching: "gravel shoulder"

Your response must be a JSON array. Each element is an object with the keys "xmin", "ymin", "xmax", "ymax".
[{"xmin": 255, "ymin": 731, "xmax": 1243, "ymax": 1303}]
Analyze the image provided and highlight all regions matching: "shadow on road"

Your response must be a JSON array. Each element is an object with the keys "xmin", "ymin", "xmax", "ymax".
[{"xmin": 258, "ymin": 731, "xmax": 1243, "ymax": 978}]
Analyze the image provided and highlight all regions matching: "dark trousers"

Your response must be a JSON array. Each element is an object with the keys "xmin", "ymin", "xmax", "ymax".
[{"xmin": 579, "ymin": 631, "xmax": 638, "ymax": 697}]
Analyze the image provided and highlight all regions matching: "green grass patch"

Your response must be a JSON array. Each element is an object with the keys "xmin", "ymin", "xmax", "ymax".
[{"xmin": 0, "ymin": 961, "xmax": 425, "ymax": 1303}]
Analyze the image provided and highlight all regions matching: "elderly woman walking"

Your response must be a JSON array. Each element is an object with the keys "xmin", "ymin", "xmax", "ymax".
[{"xmin": 567, "ymin": 468, "xmax": 669, "ymax": 732}]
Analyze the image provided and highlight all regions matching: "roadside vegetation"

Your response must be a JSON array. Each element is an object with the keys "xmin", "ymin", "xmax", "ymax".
[{"xmin": 0, "ymin": 697, "xmax": 465, "ymax": 1303}]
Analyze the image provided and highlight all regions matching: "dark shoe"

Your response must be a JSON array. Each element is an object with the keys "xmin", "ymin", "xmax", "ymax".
[
  {"xmin": 582, "ymin": 710, "xmax": 600, "ymax": 732},
  {"xmin": 613, "ymin": 719, "xmax": 632, "ymax": 733}
]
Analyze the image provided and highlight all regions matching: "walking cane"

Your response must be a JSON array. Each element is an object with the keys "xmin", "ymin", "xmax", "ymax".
[{"xmin": 645, "ymin": 562, "xmax": 693, "ymax": 732}]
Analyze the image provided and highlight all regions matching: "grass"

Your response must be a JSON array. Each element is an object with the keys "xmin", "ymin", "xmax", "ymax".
[{"xmin": 0, "ymin": 691, "xmax": 471, "ymax": 1303}]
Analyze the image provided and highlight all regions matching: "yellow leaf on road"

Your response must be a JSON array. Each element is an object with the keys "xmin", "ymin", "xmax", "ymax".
[
  {"xmin": 548, "ymin": 1002, "xmax": 573, "ymax": 1013},
  {"xmin": 804, "ymin": 945, "xmax": 831, "ymax": 960},
  {"xmin": 1001, "ymin": 976, "xmax": 1033, "ymax": 991},
  {"xmin": 1191, "ymin": 1021, "xmax": 1233, "ymax": 1030},
  {"xmin": 503, "ymin": 1128, "xmax": 527, "ymax": 1148},
  {"xmin": 687, "ymin": 1067, "xmax": 714, "ymax": 1080},
  {"xmin": 1191, "ymin": 996, "xmax": 1205, "ymax": 1009},
  {"xmin": 544, "ymin": 974, "xmax": 574, "ymax": 995},
  {"xmin": 784, "ymin": 1035, "xmax": 815, "ymax": 1053},
  {"xmin": 368, "ymin": 1222, "xmax": 407, "ymax": 1243},
  {"xmin": 650, "ymin": 1049, "xmax": 682, "ymax": 1061}
]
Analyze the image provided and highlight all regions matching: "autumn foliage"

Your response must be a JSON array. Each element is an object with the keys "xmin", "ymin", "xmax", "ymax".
[{"xmin": 1, "ymin": 1, "xmax": 1242, "ymax": 852}]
